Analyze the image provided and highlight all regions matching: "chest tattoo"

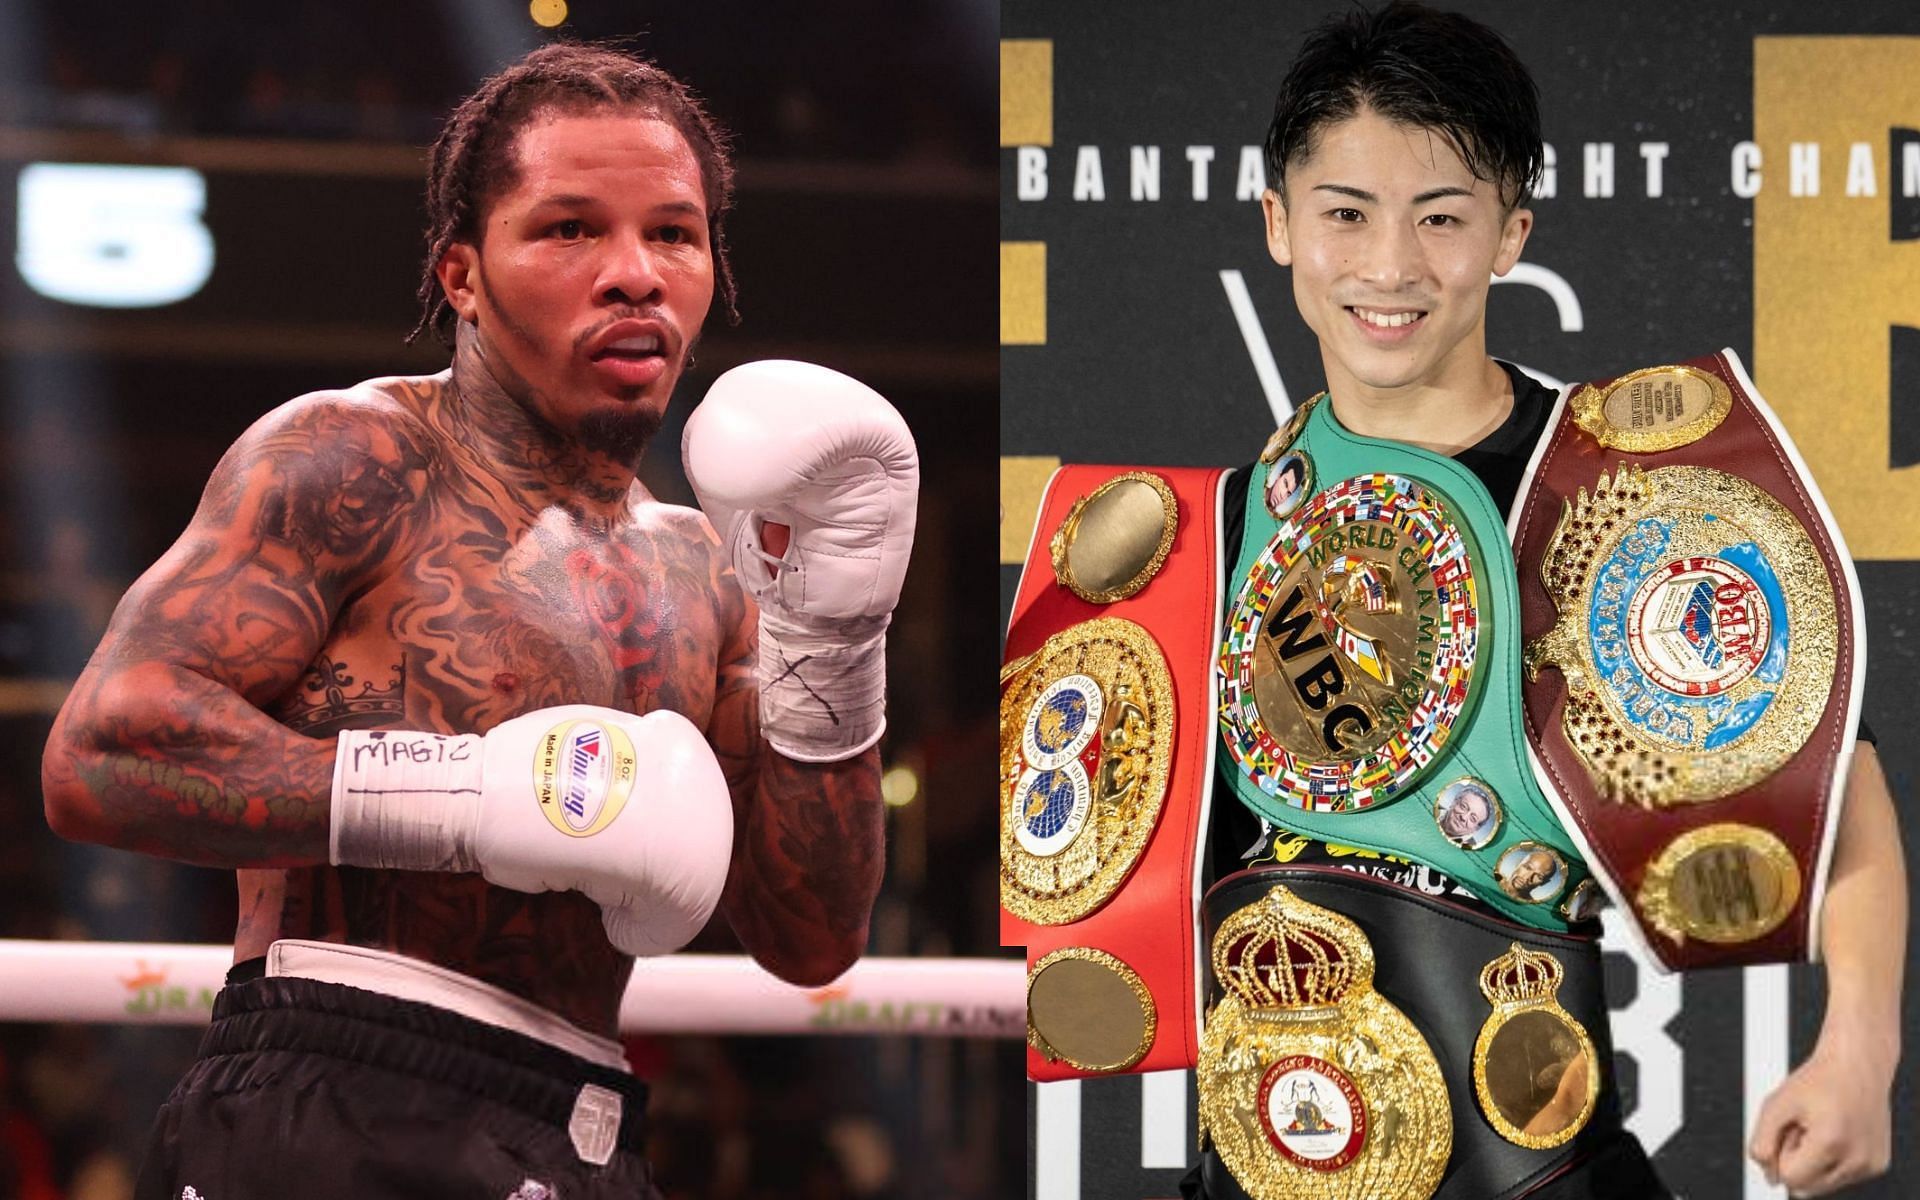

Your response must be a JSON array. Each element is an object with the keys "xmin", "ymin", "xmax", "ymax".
[
  {"xmin": 505, "ymin": 515, "xmax": 690, "ymax": 713},
  {"xmin": 283, "ymin": 657, "xmax": 407, "ymax": 735}
]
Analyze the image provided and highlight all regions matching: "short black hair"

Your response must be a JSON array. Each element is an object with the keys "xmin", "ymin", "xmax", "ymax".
[
  {"xmin": 410, "ymin": 42, "xmax": 739, "ymax": 346},
  {"xmin": 1265, "ymin": 1, "xmax": 1543, "ymax": 208}
]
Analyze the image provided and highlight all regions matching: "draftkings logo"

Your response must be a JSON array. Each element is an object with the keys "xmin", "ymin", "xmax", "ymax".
[
  {"xmin": 120, "ymin": 960, "xmax": 216, "ymax": 1018},
  {"xmin": 806, "ymin": 984, "xmax": 1025, "ymax": 1037}
]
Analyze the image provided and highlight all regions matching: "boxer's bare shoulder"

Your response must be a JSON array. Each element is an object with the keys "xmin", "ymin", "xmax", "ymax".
[
  {"xmin": 40, "ymin": 376, "xmax": 417, "ymax": 852},
  {"xmin": 48, "ymin": 380, "xmax": 436, "ymax": 848}
]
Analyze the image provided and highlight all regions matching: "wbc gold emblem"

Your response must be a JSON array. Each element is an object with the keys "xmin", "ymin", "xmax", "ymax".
[
  {"xmin": 1197, "ymin": 887, "xmax": 1449, "ymax": 1200},
  {"xmin": 1000, "ymin": 618, "xmax": 1174, "ymax": 925},
  {"xmin": 1218, "ymin": 473, "xmax": 1481, "ymax": 816}
]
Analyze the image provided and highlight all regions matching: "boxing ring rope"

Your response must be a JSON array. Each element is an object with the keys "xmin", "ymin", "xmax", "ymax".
[{"xmin": 0, "ymin": 940, "xmax": 1026, "ymax": 1039}]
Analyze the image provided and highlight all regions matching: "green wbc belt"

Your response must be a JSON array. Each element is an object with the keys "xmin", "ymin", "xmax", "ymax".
[{"xmin": 1216, "ymin": 395, "xmax": 1590, "ymax": 931}]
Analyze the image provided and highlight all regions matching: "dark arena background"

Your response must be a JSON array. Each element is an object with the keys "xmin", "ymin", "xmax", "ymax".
[
  {"xmin": 1000, "ymin": 3, "xmax": 1918, "ymax": 1198},
  {"xmin": 0, "ymin": 2, "xmax": 1007, "ymax": 1198}
]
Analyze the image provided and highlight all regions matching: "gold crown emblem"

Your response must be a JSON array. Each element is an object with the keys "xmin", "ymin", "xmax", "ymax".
[
  {"xmin": 1477, "ymin": 942, "xmax": 1565, "ymax": 1007},
  {"xmin": 1211, "ymin": 886, "xmax": 1376, "ymax": 1010}
]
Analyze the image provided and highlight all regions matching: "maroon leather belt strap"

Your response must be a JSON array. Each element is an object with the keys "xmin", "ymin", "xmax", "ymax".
[{"xmin": 1510, "ymin": 350, "xmax": 1864, "ymax": 972}]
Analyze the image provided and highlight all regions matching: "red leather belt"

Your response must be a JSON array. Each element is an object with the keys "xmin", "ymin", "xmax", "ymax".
[{"xmin": 1002, "ymin": 464, "xmax": 1226, "ymax": 1079}]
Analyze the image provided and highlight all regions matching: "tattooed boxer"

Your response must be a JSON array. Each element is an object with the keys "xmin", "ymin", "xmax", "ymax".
[{"xmin": 43, "ymin": 43, "xmax": 916, "ymax": 1199}]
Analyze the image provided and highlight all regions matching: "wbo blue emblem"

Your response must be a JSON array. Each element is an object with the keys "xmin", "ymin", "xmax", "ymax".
[{"xmin": 1588, "ymin": 514, "xmax": 1788, "ymax": 751}]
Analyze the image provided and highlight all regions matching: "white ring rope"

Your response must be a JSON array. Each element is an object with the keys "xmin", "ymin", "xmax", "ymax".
[{"xmin": 0, "ymin": 940, "xmax": 1026, "ymax": 1039}]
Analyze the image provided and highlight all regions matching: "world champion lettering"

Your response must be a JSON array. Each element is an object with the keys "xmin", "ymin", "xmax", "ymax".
[{"xmin": 1304, "ymin": 523, "xmax": 1399, "ymax": 568}]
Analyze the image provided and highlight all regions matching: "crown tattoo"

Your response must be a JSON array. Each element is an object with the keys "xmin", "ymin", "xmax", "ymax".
[{"xmin": 284, "ymin": 658, "xmax": 406, "ymax": 734}]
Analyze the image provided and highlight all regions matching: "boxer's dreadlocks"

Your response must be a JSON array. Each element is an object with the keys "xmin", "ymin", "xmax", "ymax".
[{"xmin": 410, "ymin": 42, "xmax": 739, "ymax": 346}]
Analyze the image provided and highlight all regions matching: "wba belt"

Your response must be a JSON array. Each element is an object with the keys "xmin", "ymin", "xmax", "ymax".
[
  {"xmin": 1196, "ymin": 866, "xmax": 1622, "ymax": 1200},
  {"xmin": 1217, "ymin": 396, "xmax": 1591, "ymax": 931},
  {"xmin": 1511, "ymin": 351, "xmax": 1865, "ymax": 971},
  {"xmin": 1001, "ymin": 465, "xmax": 1228, "ymax": 1081}
]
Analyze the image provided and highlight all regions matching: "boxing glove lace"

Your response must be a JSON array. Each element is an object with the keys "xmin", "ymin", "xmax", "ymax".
[{"xmin": 683, "ymin": 360, "xmax": 918, "ymax": 761}]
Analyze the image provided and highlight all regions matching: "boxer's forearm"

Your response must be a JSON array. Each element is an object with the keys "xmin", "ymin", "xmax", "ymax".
[
  {"xmin": 720, "ymin": 745, "xmax": 884, "ymax": 986},
  {"xmin": 1812, "ymin": 745, "xmax": 1905, "ymax": 1070},
  {"xmin": 43, "ymin": 659, "xmax": 335, "ymax": 867}
]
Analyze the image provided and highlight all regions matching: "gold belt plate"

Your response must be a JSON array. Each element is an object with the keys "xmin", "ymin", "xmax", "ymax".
[
  {"xmin": 1524, "ymin": 464, "xmax": 1836, "ymax": 808},
  {"xmin": 1472, "ymin": 943, "xmax": 1600, "ymax": 1149},
  {"xmin": 1569, "ymin": 363, "xmax": 1733, "ymax": 453},
  {"xmin": 1197, "ymin": 887, "xmax": 1450, "ymax": 1200},
  {"xmin": 1026, "ymin": 945, "xmax": 1158, "ymax": 1073},
  {"xmin": 1049, "ymin": 471, "xmax": 1180, "ymax": 604},
  {"xmin": 1637, "ymin": 822, "xmax": 1803, "ymax": 946},
  {"xmin": 1000, "ymin": 617, "xmax": 1175, "ymax": 924}
]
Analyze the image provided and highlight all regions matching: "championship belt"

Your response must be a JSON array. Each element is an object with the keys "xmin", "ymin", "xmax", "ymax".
[
  {"xmin": 1217, "ymin": 397, "xmax": 1591, "ymax": 931},
  {"xmin": 1511, "ymin": 350, "xmax": 1864, "ymax": 971},
  {"xmin": 1002, "ymin": 465, "xmax": 1229, "ymax": 1080},
  {"xmin": 1196, "ymin": 866, "xmax": 1621, "ymax": 1200}
]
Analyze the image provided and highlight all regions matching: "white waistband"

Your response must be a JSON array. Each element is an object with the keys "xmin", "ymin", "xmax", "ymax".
[{"xmin": 263, "ymin": 939, "xmax": 629, "ymax": 1071}]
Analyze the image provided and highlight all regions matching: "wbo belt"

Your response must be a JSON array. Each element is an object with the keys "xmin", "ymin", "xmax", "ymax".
[
  {"xmin": 1001, "ymin": 465, "xmax": 1228, "ymax": 1081},
  {"xmin": 1196, "ymin": 866, "xmax": 1623, "ymax": 1200},
  {"xmin": 1217, "ymin": 396, "xmax": 1592, "ymax": 931},
  {"xmin": 1510, "ymin": 351, "xmax": 1864, "ymax": 971}
]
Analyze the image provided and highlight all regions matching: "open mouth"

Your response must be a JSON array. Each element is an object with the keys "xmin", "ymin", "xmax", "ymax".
[
  {"xmin": 586, "ymin": 328, "xmax": 672, "ymax": 389},
  {"xmin": 590, "ymin": 333, "xmax": 666, "ymax": 364}
]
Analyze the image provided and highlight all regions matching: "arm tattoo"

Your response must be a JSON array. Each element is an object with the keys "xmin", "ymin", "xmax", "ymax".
[
  {"xmin": 705, "ymin": 537, "xmax": 886, "ymax": 983},
  {"xmin": 729, "ymin": 749, "xmax": 884, "ymax": 952},
  {"xmin": 44, "ymin": 397, "xmax": 431, "ymax": 866}
]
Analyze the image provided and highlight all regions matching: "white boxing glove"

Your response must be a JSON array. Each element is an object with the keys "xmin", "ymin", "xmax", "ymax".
[
  {"xmin": 329, "ymin": 706, "xmax": 733, "ymax": 957},
  {"xmin": 683, "ymin": 360, "xmax": 918, "ymax": 761}
]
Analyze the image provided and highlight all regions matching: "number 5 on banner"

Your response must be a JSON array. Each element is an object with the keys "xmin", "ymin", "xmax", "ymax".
[{"xmin": 16, "ymin": 163, "xmax": 214, "ymax": 308}]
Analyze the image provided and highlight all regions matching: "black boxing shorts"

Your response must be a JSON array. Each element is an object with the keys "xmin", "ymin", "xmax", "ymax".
[{"xmin": 134, "ymin": 967, "xmax": 659, "ymax": 1200}]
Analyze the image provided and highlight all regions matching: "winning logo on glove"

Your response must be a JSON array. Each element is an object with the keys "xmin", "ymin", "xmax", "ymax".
[{"xmin": 533, "ymin": 719, "xmax": 638, "ymax": 837}]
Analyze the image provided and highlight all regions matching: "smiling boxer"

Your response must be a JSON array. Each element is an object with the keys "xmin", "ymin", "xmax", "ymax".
[{"xmin": 1193, "ymin": 7, "xmax": 1904, "ymax": 1197}]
